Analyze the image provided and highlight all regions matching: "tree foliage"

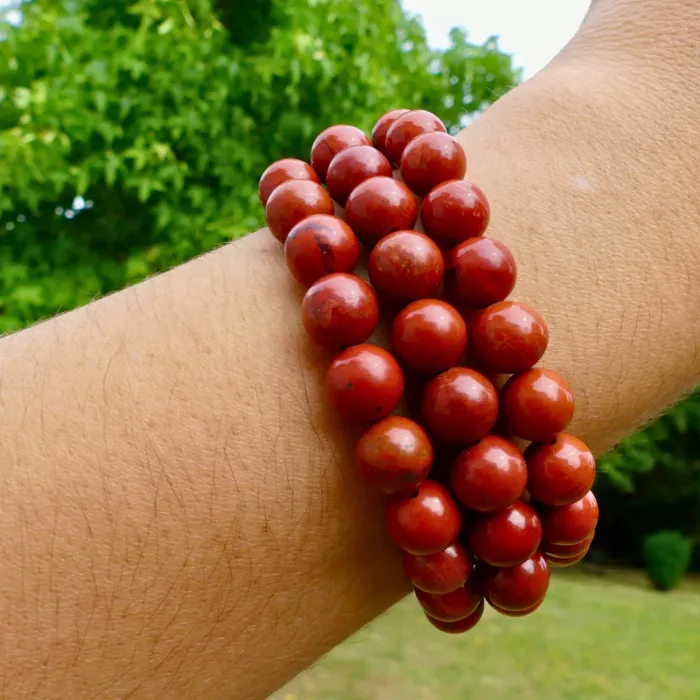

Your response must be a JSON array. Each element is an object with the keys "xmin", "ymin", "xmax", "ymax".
[{"xmin": 0, "ymin": 0, "xmax": 517, "ymax": 330}]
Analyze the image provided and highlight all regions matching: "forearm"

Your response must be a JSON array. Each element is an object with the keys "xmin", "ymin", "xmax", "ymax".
[{"xmin": 2, "ymin": 20, "xmax": 700, "ymax": 700}]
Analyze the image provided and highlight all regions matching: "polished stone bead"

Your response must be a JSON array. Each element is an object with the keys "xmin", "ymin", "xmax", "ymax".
[
  {"xmin": 400, "ymin": 132, "xmax": 467, "ymax": 196},
  {"xmin": 385, "ymin": 480, "xmax": 461, "ymax": 555},
  {"xmin": 371, "ymin": 108, "xmax": 410, "ymax": 156},
  {"xmin": 355, "ymin": 416, "xmax": 433, "ymax": 495},
  {"xmin": 285, "ymin": 215, "xmax": 359, "ymax": 286},
  {"xmin": 414, "ymin": 577, "xmax": 482, "ymax": 621},
  {"xmin": 482, "ymin": 552, "xmax": 550, "ymax": 612},
  {"xmin": 402, "ymin": 541, "xmax": 473, "ymax": 594},
  {"xmin": 540, "ymin": 491, "xmax": 599, "ymax": 545},
  {"xmin": 325, "ymin": 344, "xmax": 404, "ymax": 422},
  {"xmin": 310, "ymin": 124, "xmax": 370, "ymax": 180},
  {"xmin": 258, "ymin": 158, "xmax": 320, "ymax": 206},
  {"xmin": 391, "ymin": 300, "xmax": 467, "ymax": 374},
  {"xmin": 301, "ymin": 273, "xmax": 378, "ymax": 349},
  {"xmin": 326, "ymin": 145, "xmax": 392, "ymax": 205},
  {"xmin": 265, "ymin": 179, "xmax": 334, "ymax": 243},
  {"xmin": 384, "ymin": 109, "xmax": 447, "ymax": 166}
]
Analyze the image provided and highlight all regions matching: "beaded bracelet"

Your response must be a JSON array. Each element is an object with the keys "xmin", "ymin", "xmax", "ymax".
[{"xmin": 259, "ymin": 108, "xmax": 598, "ymax": 634}]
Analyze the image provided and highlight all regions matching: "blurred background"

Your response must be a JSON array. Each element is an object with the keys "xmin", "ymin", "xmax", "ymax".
[{"xmin": 1, "ymin": 1, "xmax": 699, "ymax": 697}]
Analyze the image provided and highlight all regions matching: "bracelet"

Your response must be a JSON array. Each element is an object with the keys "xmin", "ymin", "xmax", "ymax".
[{"xmin": 259, "ymin": 109, "xmax": 598, "ymax": 634}]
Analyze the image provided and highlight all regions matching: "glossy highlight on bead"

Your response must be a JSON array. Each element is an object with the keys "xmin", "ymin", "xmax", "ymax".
[
  {"xmin": 345, "ymin": 176, "xmax": 418, "ymax": 247},
  {"xmin": 422, "ymin": 180, "xmax": 490, "ymax": 246},
  {"xmin": 265, "ymin": 179, "xmax": 334, "ymax": 243},
  {"xmin": 402, "ymin": 541, "xmax": 473, "ymax": 594},
  {"xmin": 326, "ymin": 145, "xmax": 392, "ymax": 205},
  {"xmin": 422, "ymin": 367, "xmax": 498, "ymax": 444},
  {"xmin": 368, "ymin": 230, "xmax": 444, "ymax": 303},
  {"xmin": 285, "ymin": 215, "xmax": 359, "ymax": 286},
  {"xmin": 451, "ymin": 435, "xmax": 527, "ymax": 512},
  {"xmin": 355, "ymin": 416, "xmax": 433, "ymax": 495},
  {"xmin": 482, "ymin": 552, "xmax": 550, "ymax": 612},
  {"xmin": 391, "ymin": 300, "xmax": 467, "ymax": 374},
  {"xmin": 311, "ymin": 124, "xmax": 370, "ymax": 180},
  {"xmin": 468, "ymin": 501, "xmax": 542, "ymax": 567},
  {"xmin": 259, "ymin": 158, "xmax": 321, "ymax": 207},
  {"xmin": 541, "ymin": 491, "xmax": 598, "ymax": 545},
  {"xmin": 302, "ymin": 273, "xmax": 378, "ymax": 349},
  {"xmin": 471, "ymin": 301, "xmax": 549, "ymax": 374},
  {"xmin": 445, "ymin": 237, "xmax": 517, "ymax": 308},
  {"xmin": 385, "ymin": 480, "xmax": 461, "ymax": 555},
  {"xmin": 325, "ymin": 344, "xmax": 404, "ymax": 422}
]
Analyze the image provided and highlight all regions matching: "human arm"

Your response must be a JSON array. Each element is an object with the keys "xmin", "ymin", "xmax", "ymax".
[{"xmin": 2, "ymin": 2, "xmax": 700, "ymax": 698}]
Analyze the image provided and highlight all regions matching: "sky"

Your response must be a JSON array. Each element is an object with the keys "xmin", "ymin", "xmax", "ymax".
[{"xmin": 401, "ymin": 0, "xmax": 591, "ymax": 78}]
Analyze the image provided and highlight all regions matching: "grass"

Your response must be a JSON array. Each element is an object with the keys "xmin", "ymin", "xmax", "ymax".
[{"xmin": 272, "ymin": 570, "xmax": 700, "ymax": 700}]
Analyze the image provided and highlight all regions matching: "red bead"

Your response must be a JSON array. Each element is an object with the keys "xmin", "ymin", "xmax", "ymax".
[
  {"xmin": 259, "ymin": 158, "xmax": 321, "ymax": 207},
  {"xmin": 384, "ymin": 110, "xmax": 447, "ymax": 166},
  {"xmin": 422, "ymin": 180, "xmax": 490, "ymax": 246},
  {"xmin": 385, "ymin": 480, "xmax": 461, "ymax": 555},
  {"xmin": 368, "ymin": 231, "xmax": 444, "ymax": 303},
  {"xmin": 325, "ymin": 145, "xmax": 392, "ymax": 205},
  {"xmin": 500, "ymin": 369, "xmax": 575, "ymax": 442},
  {"xmin": 391, "ymin": 300, "xmax": 467, "ymax": 374},
  {"xmin": 471, "ymin": 301, "xmax": 549, "ymax": 374},
  {"xmin": 285, "ymin": 215, "xmax": 359, "ymax": 286},
  {"xmin": 425, "ymin": 599, "xmax": 485, "ymax": 633},
  {"xmin": 345, "ymin": 177, "xmax": 418, "ymax": 247},
  {"xmin": 302, "ymin": 273, "xmax": 378, "ymax": 349},
  {"xmin": 468, "ymin": 501, "xmax": 542, "ymax": 567},
  {"xmin": 526, "ymin": 433, "xmax": 596, "ymax": 506},
  {"xmin": 543, "ymin": 533, "xmax": 594, "ymax": 558},
  {"xmin": 265, "ymin": 180, "xmax": 334, "ymax": 243},
  {"xmin": 402, "ymin": 542, "xmax": 473, "ymax": 594},
  {"xmin": 310, "ymin": 125, "xmax": 370, "ymax": 180},
  {"xmin": 489, "ymin": 599, "xmax": 544, "ymax": 617},
  {"xmin": 482, "ymin": 552, "xmax": 550, "ymax": 612},
  {"xmin": 445, "ymin": 237, "xmax": 517, "ymax": 308},
  {"xmin": 355, "ymin": 416, "xmax": 433, "ymax": 495},
  {"xmin": 451, "ymin": 435, "xmax": 527, "ymax": 512},
  {"xmin": 372, "ymin": 108, "xmax": 410, "ymax": 156},
  {"xmin": 421, "ymin": 368, "xmax": 498, "ymax": 444},
  {"xmin": 541, "ymin": 491, "xmax": 599, "ymax": 545},
  {"xmin": 400, "ymin": 132, "xmax": 467, "ymax": 196},
  {"xmin": 325, "ymin": 344, "xmax": 404, "ymax": 422},
  {"xmin": 415, "ymin": 578, "xmax": 482, "ymax": 622}
]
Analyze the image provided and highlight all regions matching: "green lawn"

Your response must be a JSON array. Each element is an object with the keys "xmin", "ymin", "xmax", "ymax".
[{"xmin": 273, "ymin": 572, "xmax": 700, "ymax": 700}]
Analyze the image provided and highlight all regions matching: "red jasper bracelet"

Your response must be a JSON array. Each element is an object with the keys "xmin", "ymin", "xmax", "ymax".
[{"xmin": 259, "ymin": 109, "xmax": 598, "ymax": 635}]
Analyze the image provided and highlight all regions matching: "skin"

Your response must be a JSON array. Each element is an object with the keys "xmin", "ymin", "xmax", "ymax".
[{"xmin": 1, "ymin": 1, "xmax": 699, "ymax": 698}]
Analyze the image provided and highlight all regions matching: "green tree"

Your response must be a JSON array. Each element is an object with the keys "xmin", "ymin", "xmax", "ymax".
[{"xmin": 0, "ymin": 0, "xmax": 518, "ymax": 331}]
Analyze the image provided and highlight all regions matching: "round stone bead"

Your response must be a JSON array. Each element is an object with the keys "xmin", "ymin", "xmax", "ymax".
[
  {"xmin": 368, "ymin": 230, "xmax": 444, "ymax": 303},
  {"xmin": 445, "ymin": 237, "xmax": 517, "ymax": 308},
  {"xmin": 482, "ymin": 552, "xmax": 550, "ymax": 612},
  {"xmin": 421, "ymin": 180, "xmax": 490, "ymax": 246},
  {"xmin": 402, "ymin": 541, "xmax": 473, "ymax": 594},
  {"xmin": 265, "ymin": 180, "xmax": 334, "ymax": 243},
  {"xmin": 302, "ymin": 273, "xmax": 378, "ymax": 349},
  {"xmin": 415, "ymin": 578, "xmax": 482, "ymax": 621},
  {"xmin": 326, "ymin": 145, "xmax": 392, "ymax": 205},
  {"xmin": 471, "ymin": 301, "xmax": 549, "ymax": 374},
  {"xmin": 372, "ymin": 108, "xmax": 410, "ymax": 156},
  {"xmin": 400, "ymin": 132, "xmax": 467, "ymax": 196},
  {"xmin": 468, "ymin": 501, "xmax": 542, "ymax": 567},
  {"xmin": 526, "ymin": 433, "xmax": 596, "ymax": 506},
  {"xmin": 540, "ymin": 491, "xmax": 599, "ymax": 545},
  {"xmin": 345, "ymin": 177, "xmax": 418, "ymax": 247},
  {"xmin": 385, "ymin": 480, "xmax": 461, "ymax": 555},
  {"xmin": 391, "ymin": 300, "xmax": 467, "ymax": 374},
  {"xmin": 422, "ymin": 367, "xmax": 498, "ymax": 444},
  {"xmin": 451, "ymin": 435, "xmax": 527, "ymax": 512},
  {"xmin": 425, "ymin": 599, "xmax": 485, "ymax": 633},
  {"xmin": 310, "ymin": 125, "xmax": 370, "ymax": 180},
  {"xmin": 325, "ymin": 344, "xmax": 404, "ymax": 422},
  {"xmin": 500, "ymin": 369, "xmax": 575, "ymax": 442},
  {"xmin": 355, "ymin": 416, "xmax": 433, "ymax": 495},
  {"xmin": 258, "ymin": 158, "xmax": 321, "ymax": 206},
  {"xmin": 385, "ymin": 110, "xmax": 447, "ymax": 166},
  {"xmin": 285, "ymin": 215, "xmax": 359, "ymax": 286}
]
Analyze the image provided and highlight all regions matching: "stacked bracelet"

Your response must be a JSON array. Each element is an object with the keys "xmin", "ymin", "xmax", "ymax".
[{"xmin": 259, "ymin": 108, "xmax": 598, "ymax": 634}]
